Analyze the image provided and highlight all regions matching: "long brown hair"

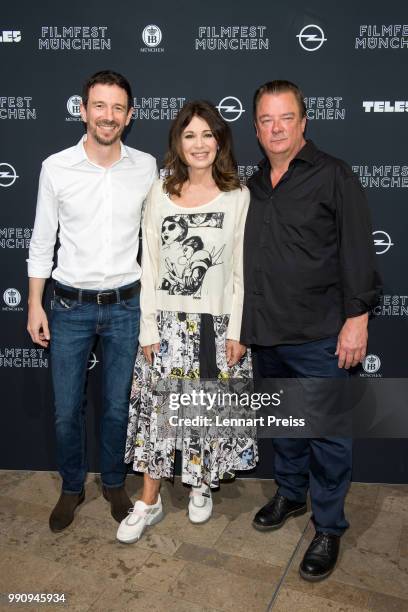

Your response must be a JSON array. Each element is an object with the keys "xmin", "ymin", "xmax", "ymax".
[{"xmin": 164, "ymin": 100, "xmax": 240, "ymax": 196}]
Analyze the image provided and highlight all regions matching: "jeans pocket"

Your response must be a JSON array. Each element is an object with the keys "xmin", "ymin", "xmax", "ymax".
[
  {"xmin": 120, "ymin": 294, "xmax": 140, "ymax": 311},
  {"xmin": 53, "ymin": 295, "xmax": 79, "ymax": 311}
]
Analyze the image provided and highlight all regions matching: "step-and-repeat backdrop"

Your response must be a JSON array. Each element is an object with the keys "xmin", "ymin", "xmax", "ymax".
[{"xmin": 1, "ymin": 0, "xmax": 407, "ymax": 482}]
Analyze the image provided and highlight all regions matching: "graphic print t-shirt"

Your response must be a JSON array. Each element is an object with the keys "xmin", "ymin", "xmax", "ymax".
[{"xmin": 139, "ymin": 179, "xmax": 249, "ymax": 345}]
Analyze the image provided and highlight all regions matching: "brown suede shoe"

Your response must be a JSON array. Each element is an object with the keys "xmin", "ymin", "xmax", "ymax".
[
  {"xmin": 49, "ymin": 489, "xmax": 85, "ymax": 532},
  {"xmin": 102, "ymin": 485, "xmax": 132, "ymax": 522}
]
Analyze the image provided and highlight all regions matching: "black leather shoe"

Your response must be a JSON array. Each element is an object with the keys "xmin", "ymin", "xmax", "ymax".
[
  {"xmin": 252, "ymin": 493, "xmax": 307, "ymax": 531},
  {"xmin": 102, "ymin": 485, "xmax": 132, "ymax": 523},
  {"xmin": 49, "ymin": 489, "xmax": 85, "ymax": 532},
  {"xmin": 299, "ymin": 532, "xmax": 340, "ymax": 581}
]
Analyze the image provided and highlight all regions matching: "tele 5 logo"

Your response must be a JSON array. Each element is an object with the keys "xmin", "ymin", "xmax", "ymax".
[{"xmin": 0, "ymin": 30, "xmax": 21, "ymax": 43}]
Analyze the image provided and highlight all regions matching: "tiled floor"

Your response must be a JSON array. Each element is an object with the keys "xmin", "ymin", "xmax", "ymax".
[{"xmin": 0, "ymin": 471, "xmax": 407, "ymax": 612}]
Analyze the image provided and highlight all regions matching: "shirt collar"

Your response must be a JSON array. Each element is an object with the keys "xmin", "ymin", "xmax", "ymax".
[
  {"xmin": 259, "ymin": 139, "xmax": 319, "ymax": 171},
  {"xmin": 293, "ymin": 140, "xmax": 319, "ymax": 165},
  {"xmin": 70, "ymin": 134, "xmax": 129, "ymax": 166}
]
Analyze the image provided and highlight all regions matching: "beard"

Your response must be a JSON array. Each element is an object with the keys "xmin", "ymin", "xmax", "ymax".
[{"xmin": 89, "ymin": 121, "xmax": 123, "ymax": 146}]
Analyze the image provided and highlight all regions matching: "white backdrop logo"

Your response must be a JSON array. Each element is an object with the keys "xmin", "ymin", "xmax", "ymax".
[
  {"xmin": 0, "ymin": 227, "xmax": 32, "ymax": 249},
  {"xmin": 3, "ymin": 288, "xmax": 21, "ymax": 307},
  {"xmin": 0, "ymin": 31, "xmax": 21, "ymax": 43},
  {"xmin": 356, "ymin": 25, "xmax": 408, "ymax": 49},
  {"xmin": 372, "ymin": 295, "xmax": 408, "ymax": 317},
  {"xmin": 0, "ymin": 347, "xmax": 48, "ymax": 368},
  {"xmin": 363, "ymin": 101, "xmax": 408, "ymax": 113},
  {"xmin": 296, "ymin": 25, "xmax": 327, "ymax": 52},
  {"xmin": 353, "ymin": 164, "xmax": 408, "ymax": 189},
  {"xmin": 88, "ymin": 352, "xmax": 99, "ymax": 370},
  {"xmin": 238, "ymin": 165, "xmax": 259, "ymax": 184},
  {"xmin": 67, "ymin": 95, "xmax": 82, "ymax": 117},
  {"xmin": 39, "ymin": 26, "xmax": 111, "ymax": 51},
  {"xmin": 195, "ymin": 25, "xmax": 269, "ymax": 51},
  {"xmin": 142, "ymin": 25, "xmax": 162, "ymax": 47},
  {"xmin": 132, "ymin": 97, "xmax": 185, "ymax": 120},
  {"xmin": 0, "ymin": 163, "xmax": 18, "ymax": 187},
  {"xmin": 373, "ymin": 230, "xmax": 394, "ymax": 255},
  {"xmin": 0, "ymin": 97, "xmax": 36, "ymax": 120},
  {"xmin": 216, "ymin": 97, "xmax": 245, "ymax": 122},
  {"xmin": 362, "ymin": 354, "xmax": 381, "ymax": 374},
  {"xmin": 304, "ymin": 96, "xmax": 345, "ymax": 120}
]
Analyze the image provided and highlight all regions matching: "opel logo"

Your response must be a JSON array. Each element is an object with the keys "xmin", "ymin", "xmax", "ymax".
[
  {"xmin": 297, "ymin": 25, "xmax": 327, "ymax": 52},
  {"xmin": 0, "ymin": 163, "xmax": 19, "ymax": 188},
  {"xmin": 216, "ymin": 96, "xmax": 245, "ymax": 122}
]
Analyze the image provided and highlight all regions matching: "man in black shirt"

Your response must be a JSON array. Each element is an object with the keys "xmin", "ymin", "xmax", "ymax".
[{"xmin": 241, "ymin": 80, "xmax": 381, "ymax": 581}]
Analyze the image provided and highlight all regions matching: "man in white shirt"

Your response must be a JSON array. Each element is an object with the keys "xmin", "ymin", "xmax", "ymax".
[{"xmin": 27, "ymin": 70, "xmax": 156, "ymax": 532}]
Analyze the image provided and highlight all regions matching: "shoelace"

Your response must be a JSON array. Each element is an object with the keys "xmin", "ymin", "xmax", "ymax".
[
  {"xmin": 269, "ymin": 494, "xmax": 286, "ymax": 516},
  {"xmin": 310, "ymin": 532, "xmax": 332, "ymax": 553}
]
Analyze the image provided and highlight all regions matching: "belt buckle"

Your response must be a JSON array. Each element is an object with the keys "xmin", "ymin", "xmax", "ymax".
[{"xmin": 96, "ymin": 291, "xmax": 112, "ymax": 305}]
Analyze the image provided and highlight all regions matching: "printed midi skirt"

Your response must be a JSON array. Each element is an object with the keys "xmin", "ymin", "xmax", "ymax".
[{"xmin": 124, "ymin": 311, "xmax": 258, "ymax": 488}]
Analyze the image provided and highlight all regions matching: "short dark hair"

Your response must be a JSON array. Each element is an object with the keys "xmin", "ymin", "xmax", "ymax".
[
  {"xmin": 253, "ymin": 80, "xmax": 306, "ymax": 120},
  {"xmin": 82, "ymin": 70, "xmax": 133, "ymax": 110},
  {"xmin": 164, "ymin": 100, "xmax": 240, "ymax": 197}
]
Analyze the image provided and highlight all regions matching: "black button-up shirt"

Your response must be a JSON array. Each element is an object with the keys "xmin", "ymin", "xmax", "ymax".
[{"xmin": 241, "ymin": 140, "xmax": 382, "ymax": 346}]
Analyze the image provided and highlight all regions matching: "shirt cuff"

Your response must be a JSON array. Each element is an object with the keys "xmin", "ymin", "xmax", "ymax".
[
  {"xmin": 139, "ymin": 318, "xmax": 160, "ymax": 347},
  {"xmin": 27, "ymin": 260, "xmax": 52, "ymax": 278},
  {"xmin": 344, "ymin": 292, "xmax": 381, "ymax": 318}
]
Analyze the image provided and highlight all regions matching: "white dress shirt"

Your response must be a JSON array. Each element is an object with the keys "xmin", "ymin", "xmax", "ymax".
[{"xmin": 27, "ymin": 136, "xmax": 157, "ymax": 289}]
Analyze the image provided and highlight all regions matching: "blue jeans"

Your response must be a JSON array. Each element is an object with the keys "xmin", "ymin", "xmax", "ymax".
[
  {"xmin": 50, "ymin": 282, "xmax": 140, "ymax": 493},
  {"xmin": 255, "ymin": 336, "xmax": 351, "ymax": 536}
]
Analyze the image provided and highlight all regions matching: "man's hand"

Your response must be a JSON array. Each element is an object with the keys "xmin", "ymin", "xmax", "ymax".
[
  {"xmin": 142, "ymin": 343, "xmax": 160, "ymax": 364},
  {"xmin": 226, "ymin": 339, "xmax": 247, "ymax": 367},
  {"xmin": 27, "ymin": 278, "xmax": 49, "ymax": 347},
  {"xmin": 335, "ymin": 313, "xmax": 369, "ymax": 369},
  {"xmin": 27, "ymin": 302, "xmax": 50, "ymax": 348}
]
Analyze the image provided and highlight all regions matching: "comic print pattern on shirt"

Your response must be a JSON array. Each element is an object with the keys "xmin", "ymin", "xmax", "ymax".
[
  {"xmin": 160, "ymin": 212, "xmax": 225, "ymax": 298},
  {"xmin": 124, "ymin": 310, "xmax": 258, "ymax": 488}
]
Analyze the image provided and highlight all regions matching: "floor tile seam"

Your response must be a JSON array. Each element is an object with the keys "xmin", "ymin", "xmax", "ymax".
[
  {"xmin": 210, "ymin": 541, "xmax": 298, "ymax": 568},
  {"xmin": 173, "ymin": 556, "xmax": 283, "ymax": 590},
  {"xmin": 209, "ymin": 510, "xmax": 235, "ymax": 548},
  {"xmin": 174, "ymin": 545, "xmax": 284, "ymax": 575},
  {"xmin": 266, "ymin": 516, "xmax": 312, "ymax": 611}
]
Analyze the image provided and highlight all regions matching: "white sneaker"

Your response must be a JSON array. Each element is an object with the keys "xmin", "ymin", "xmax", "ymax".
[
  {"xmin": 116, "ymin": 494, "xmax": 163, "ymax": 544},
  {"xmin": 188, "ymin": 483, "xmax": 213, "ymax": 524}
]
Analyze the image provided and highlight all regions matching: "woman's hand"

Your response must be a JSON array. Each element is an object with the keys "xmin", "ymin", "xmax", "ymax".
[
  {"xmin": 226, "ymin": 339, "xmax": 247, "ymax": 367},
  {"xmin": 142, "ymin": 343, "xmax": 160, "ymax": 364}
]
